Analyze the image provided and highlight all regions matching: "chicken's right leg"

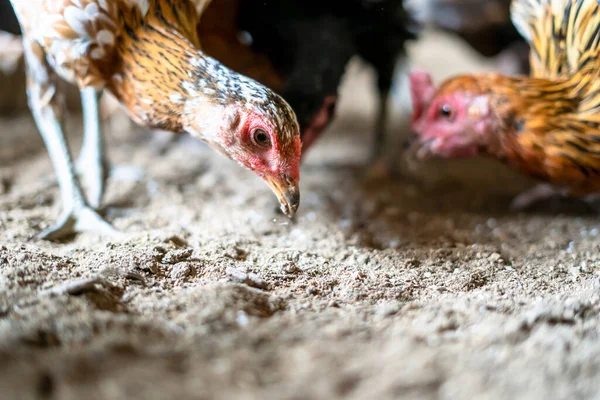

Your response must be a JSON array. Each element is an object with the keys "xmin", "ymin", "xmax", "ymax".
[
  {"xmin": 22, "ymin": 39, "xmax": 119, "ymax": 240},
  {"xmin": 371, "ymin": 87, "xmax": 390, "ymax": 162},
  {"xmin": 364, "ymin": 60, "xmax": 398, "ymax": 180},
  {"xmin": 76, "ymin": 87, "xmax": 107, "ymax": 209},
  {"xmin": 76, "ymin": 89, "xmax": 145, "ymax": 208}
]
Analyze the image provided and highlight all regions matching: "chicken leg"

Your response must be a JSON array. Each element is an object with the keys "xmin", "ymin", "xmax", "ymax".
[
  {"xmin": 23, "ymin": 38, "xmax": 118, "ymax": 240},
  {"xmin": 372, "ymin": 87, "xmax": 390, "ymax": 161},
  {"xmin": 77, "ymin": 88, "xmax": 146, "ymax": 203},
  {"xmin": 363, "ymin": 56, "xmax": 398, "ymax": 179},
  {"xmin": 76, "ymin": 87, "xmax": 107, "ymax": 209}
]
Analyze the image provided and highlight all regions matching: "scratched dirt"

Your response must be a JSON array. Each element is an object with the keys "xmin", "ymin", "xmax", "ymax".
[{"xmin": 2, "ymin": 32, "xmax": 600, "ymax": 400}]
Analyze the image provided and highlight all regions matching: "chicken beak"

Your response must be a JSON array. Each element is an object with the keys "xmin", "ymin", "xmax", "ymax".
[
  {"xmin": 403, "ymin": 132, "xmax": 435, "ymax": 171},
  {"xmin": 265, "ymin": 174, "xmax": 300, "ymax": 218}
]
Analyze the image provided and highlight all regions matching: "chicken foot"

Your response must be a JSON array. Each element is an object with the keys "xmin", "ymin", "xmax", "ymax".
[
  {"xmin": 510, "ymin": 183, "xmax": 600, "ymax": 211},
  {"xmin": 509, "ymin": 183, "xmax": 576, "ymax": 211},
  {"xmin": 23, "ymin": 38, "xmax": 119, "ymax": 241}
]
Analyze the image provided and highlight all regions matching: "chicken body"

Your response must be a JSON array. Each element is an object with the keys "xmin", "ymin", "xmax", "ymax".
[
  {"xmin": 10, "ymin": 0, "xmax": 302, "ymax": 240},
  {"xmin": 409, "ymin": 0, "xmax": 600, "ymax": 206},
  {"xmin": 238, "ymin": 0, "xmax": 419, "ymax": 158}
]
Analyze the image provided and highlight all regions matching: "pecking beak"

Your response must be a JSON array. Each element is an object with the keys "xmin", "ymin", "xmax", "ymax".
[
  {"xmin": 265, "ymin": 174, "xmax": 300, "ymax": 218},
  {"xmin": 403, "ymin": 129, "xmax": 434, "ymax": 158},
  {"xmin": 403, "ymin": 132, "xmax": 435, "ymax": 171}
]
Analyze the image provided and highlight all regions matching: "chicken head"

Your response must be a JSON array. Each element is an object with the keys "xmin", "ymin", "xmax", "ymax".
[{"xmin": 407, "ymin": 70, "xmax": 496, "ymax": 159}]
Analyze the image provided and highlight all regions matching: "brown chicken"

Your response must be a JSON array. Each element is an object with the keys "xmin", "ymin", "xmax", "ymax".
[
  {"xmin": 9, "ymin": 0, "xmax": 302, "ymax": 240},
  {"xmin": 408, "ymin": 0, "xmax": 600, "ymax": 208}
]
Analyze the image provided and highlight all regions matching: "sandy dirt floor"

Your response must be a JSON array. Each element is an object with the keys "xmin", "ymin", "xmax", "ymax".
[{"xmin": 2, "ymin": 32, "xmax": 600, "ymax": 400}]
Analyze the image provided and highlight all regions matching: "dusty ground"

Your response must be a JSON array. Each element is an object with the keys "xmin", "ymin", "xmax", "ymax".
[{"xmin": 2, "ymin": 32, "xmax": 600, "ymax": 400}]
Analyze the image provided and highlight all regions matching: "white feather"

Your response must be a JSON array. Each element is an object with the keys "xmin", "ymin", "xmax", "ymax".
[
  {"xmin": 97, "ymin": 30, "xmax": 115, "ymax": 46},
  {"xmin": 63, "ymin": 6, "xmax": 89, "ymax": 38}
]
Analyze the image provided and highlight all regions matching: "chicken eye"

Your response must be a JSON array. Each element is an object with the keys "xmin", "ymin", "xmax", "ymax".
[
  {"xmin": 252, "ymin": 128, "xmax": 271, "ymax": 148},
  {"xmin": 440, "ymin": 104, "xmax": 453, "ymax": 119}
]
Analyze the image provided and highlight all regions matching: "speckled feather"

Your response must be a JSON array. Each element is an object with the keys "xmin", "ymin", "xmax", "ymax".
[{"xmin": 435, "ymin": 0, "xmax": 600, "ymax": 195}]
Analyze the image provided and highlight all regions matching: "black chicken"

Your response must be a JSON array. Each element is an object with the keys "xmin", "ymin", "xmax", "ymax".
[{"xmin": 237, "ymin": 0, "xmax": 420, "ymax": 158}]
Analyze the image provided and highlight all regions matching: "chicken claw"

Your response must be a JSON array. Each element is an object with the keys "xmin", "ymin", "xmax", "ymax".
[
  {"xmin": 39, "ymin": 206, "xmax": 121, "ymax": 241},
  {"xmin": 509, "ymin": 184, "xmax": 565, "ymax": 211}
]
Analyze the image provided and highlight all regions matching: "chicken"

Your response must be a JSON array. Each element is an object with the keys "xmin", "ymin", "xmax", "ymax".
[
  {"xmin": 237, "ymin": 0, "xmax": 419, "ymax": 159},
  {"xmin": 9, "ymin": 0, "xmax": 301, "ymax": 240},
  {"xmin": 408, "ymin": 0, "xmax": 600, "ymax": 208},
  {"xmin": 109, "ymin": 0, "xmax": 288, "ymax": 155},
  {"xmin": 406, "ymin": 0, "xmax": 530, "ymax": 75}
]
